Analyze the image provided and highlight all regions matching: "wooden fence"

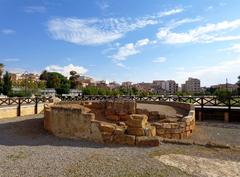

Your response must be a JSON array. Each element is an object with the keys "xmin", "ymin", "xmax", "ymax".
[{"xmin": 0, "ymin": 97, "xmax": 53, "ymax": 116}]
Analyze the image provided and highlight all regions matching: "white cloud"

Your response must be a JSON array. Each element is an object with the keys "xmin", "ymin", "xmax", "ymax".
[
  {"xmin": 1, "ymin": 29, "xmax": 15, "ymax": 35},
  {"xmin": 220, "ymin": 44, "xmax": 240, "ymax": 53},
  {"xmin": 175, "ymin": 58, "xmax": 240, "ymax": 86},
  {"xmin": 45, "ymin": 64, "xmax": 88, "ymax": 77},
  {"xmin": 153, "ymin": 57, "xmax": 166, "ymax": 63},
  {"xmin": 158, "ymin": 8, "xmax": 184, "ymax": 17},
  {"xmin": 47, "ymin": 8, "xmax": 183, "ymax": 45},
  {"xmin": 24, "ymin": 6, "xmax": 46, "ymax": 13},
  {"xmin": 157, "ymin": 19, "xmax": 240, "ymax": 44},
  {"xmin": 136, "ymin": 38, "xmax": 150, "ymax": 46},
  {"xmin": 112, "ymin": 38, "xmax": 150, "ymax": 61}
]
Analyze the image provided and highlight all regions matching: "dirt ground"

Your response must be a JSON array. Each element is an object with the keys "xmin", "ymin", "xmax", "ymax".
[{"xmin": 0, "ymin": 114, "xmax": 240, "ymax": 177}]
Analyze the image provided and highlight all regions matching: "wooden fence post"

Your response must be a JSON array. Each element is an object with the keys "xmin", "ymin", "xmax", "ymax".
[
  {"xmin": 34, "ymin": 97, "xmax": 38, "ymax": 114},
  {"xmin": 17, "ymin": 98, "xmax": 21, "ymax": 116}
]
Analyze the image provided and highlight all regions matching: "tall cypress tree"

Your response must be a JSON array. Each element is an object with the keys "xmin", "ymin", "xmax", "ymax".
[{"xmin": 3, "ymin": 71, "xmax": 12, "ymax": 96}]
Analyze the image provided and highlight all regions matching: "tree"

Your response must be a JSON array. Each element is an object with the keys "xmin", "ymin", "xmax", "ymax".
[
  {"xmin": 39, "ymin": 71, "xmax": 70, "ymax": 95},
  {"xmin": 69, "ymin": 70, "xmax": 80, "ymax": 89},
  {"xmin": 214, "ymin": 88, "xmax": 231, "ymax": 103},
  {"xmin": 237, "ymin": 75, "xmax": 240, "ymax": 95},
  {"xmin": 39, "ymin": 70, "xmax": 48, "ymax": 80},
  {"xmin": 2, "ymin": 71, "xmax": 12, "ymax": 96}
]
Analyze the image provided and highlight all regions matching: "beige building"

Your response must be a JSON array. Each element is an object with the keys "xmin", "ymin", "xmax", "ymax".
[
  {"xmin": 165, "ymin": 80, "xmax": 178, "ymax": 94},
  {"xmin": 152, "ymin": 80, "xmax": 178, "ymax": 94},
  {"xmin": 182, "ymin": 77, "xmax": 201, "ymax": 94},
  {"xmin": 122, "ymin": 81, "xmax": 132, "ymax": 88}
]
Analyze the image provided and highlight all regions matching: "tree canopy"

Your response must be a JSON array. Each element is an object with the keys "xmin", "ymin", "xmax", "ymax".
[{"xmin": 40, "ymin": 71, "xmax": 70, "ymax": 94}]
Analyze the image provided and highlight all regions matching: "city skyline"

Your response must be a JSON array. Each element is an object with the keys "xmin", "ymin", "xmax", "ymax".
[{"xmin": 1, "ymin": 0, "xmax": 240, "ymax": 87}]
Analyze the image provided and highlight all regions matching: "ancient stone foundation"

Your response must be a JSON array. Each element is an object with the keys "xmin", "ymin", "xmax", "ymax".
[{"xmin": 44, "ymin": 100, "xmax": 195, "ymax": 147}]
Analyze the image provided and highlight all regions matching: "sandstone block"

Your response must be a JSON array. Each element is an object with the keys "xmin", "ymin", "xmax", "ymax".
[
  {"xmin": 126, "ymin": 114, "xmax": 148, "ymax": 128},
  {"xmin": 127, "ymin": 127, "xmax": 145, "ymax": 136},
  {"xmin": 171, "ymin": 123, "xmax": 179, "ymax": 129},
  {"xmin": 165, "ymin": 133, "xmax": 172, "ymax": 139},
  {"xmin": 152, "ymin": 123, "xmax": 164, "ymax": 129},
  {"xmin": 106, "ymin": 115, "xmax": 119, "ymax": 121},
  {"xmin": 82, "ymin": 113, "xmax": 95, "ymax": 121},
  {"xmin": 114, "ymin": 127, "xmax": 126, "ymax": 135},
  {"xmin": 162, "ymin": 123, "xmax": 171, "ymax": 129},
  {"xmin": 179, "ymin": 122, "xmax": 186, "ymax": 128},
  {"xmin": 156, "ymin": 128, "xmax": 165, "ymax": 135},
  {"xmin": 171, "ymin": 133, "xmax": 180, "ymax": 139},
  {"xmin": 117, "ymin": 122, "xmax": 127, "ymax": 127},
  {"xmin": 136, "ymin": 136, "xmax": 160, "ymax": 147},
  {"xmin": 119, "ymin": 115, "xmax": 130, "ymax": 121},
  {"xmin": 185, "ymin": 126, "xmax": 190, "ymax": 131},
  {"xmin": 102, "ymin": 132, "xmax": 113, "ymax": 144},
  {"xmin": 148, "ymin": 111, "xmax": 160, "ymax": 121},
  {"xmin": 105, "ymin": 109, "xmax": 115, "ymax": 116},
  {"xmin": 145, "ymin": 125, "xmax": 156, "ymax": 136},
  {"xmin": 112, "ymin": 134, "xmax": 136, "ymax": 145},
  {"xmin": 90, "ymin": 121, "xmax": 103, "ymax": 143},
  {"xmin": 186, "ymin": 131, "xmax": 191, "ymax": 137},
  {"xmin": 126, "ymin": 101, "xmax": 136, "ymax": 114},
  {"xmin": 99, "ymin": 122, "xmax": 116, "ymax": 134},
  {"xmin": 159, "ymin": 114, "xmax": 166, "ymax": 119}
]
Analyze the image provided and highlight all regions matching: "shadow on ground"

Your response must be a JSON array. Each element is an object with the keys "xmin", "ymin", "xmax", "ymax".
[
  {"xmin": 1, "ymin": 115, "xmax": 240, "ymax": 148},
  {"xmin": 0, "ymin": 116, "xmax": 113, "ymax": 148}
]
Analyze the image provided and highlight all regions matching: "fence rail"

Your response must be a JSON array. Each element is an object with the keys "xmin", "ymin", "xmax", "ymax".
[
  {"xmin": 0, "ymin": 97, "xmax": 53, "ymax": 116},
  {"xmin": 58, "ymin": 95, "xmax": 240, "ymax": 109},
  {"xmin": 1, "ymin": 95, "xmax": 240, "ymax": 116}
]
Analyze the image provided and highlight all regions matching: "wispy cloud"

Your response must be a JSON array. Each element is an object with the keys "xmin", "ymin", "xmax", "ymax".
[
  {"xmin": 158, "ymin": 8, "xmax": 184, "ymax": 17},
  {"xmin": 153, "ymin": 57, "xmax": 166, "ymax": 63},
  {"xmin": 220, "ymin": 44, "xmax": 240, "ymax": 53},
  {"xmin": 205, "ymin": 6, "xmax": 213, "ymax": 11},
  {"xmin": 97, "ymin": 0, "xmax": 110, "ymax": 10},
  {"xmin": 1, "ymin": 58, "xmax": 20, "ymax": 62},
  {"xmin": 24, "ymin": 6, "xmax": 46, "ymax": 13},
  {"xmin": 47, "ymin": 8, "xmax": 183, "ymax": 45},
  {"xmin": 1, "ymin": 29, "xmax": 15, "ymax": 35},
  {"xmin": 45, "ymin": 64, "xmax": 88, "ymax": 77},
  {"xmin": 157, "ymin": 19, "xmax": 240, "ymax": 44}
]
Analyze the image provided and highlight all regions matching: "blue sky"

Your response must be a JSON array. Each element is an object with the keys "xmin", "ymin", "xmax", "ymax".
[{"xmin": 1, "ymin": 0, "xmax": 240, "ymax": 86}]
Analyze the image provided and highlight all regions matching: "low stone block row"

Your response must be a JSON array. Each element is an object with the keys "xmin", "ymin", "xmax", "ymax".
[
  {"xmin": 152, "ymin": 116, "xmax": 195, "ymax": 139},
  {"xmin": 92, "ymin": 119, "xmax": 160, "ymax": 146}
]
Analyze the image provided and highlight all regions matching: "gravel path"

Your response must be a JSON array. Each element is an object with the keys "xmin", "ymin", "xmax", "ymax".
[
  {"xmin": 188, "ymin": 121, "xmax": 240, "ymax": 146},
  {"xmin": 0, "ymin": 115, "xmax": 240, "ymax": 177}
]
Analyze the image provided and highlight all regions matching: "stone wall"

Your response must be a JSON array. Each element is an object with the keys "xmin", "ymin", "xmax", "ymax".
[
  {"xmin": 44, "ymin": 100, "xmax": 195, "ymax": 146},
  {"xmin": 152, "ymin": 110, "xmax": 195, "ymax": 139},
  {"xmin": 0, "ymin": 104, "xmax": 44, "ymax": 119}
]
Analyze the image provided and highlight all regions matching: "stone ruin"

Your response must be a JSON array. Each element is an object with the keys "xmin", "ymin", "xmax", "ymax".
[{"xmin": 44, "ymin": 100, "xmax": 195, "ymax": 147}]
